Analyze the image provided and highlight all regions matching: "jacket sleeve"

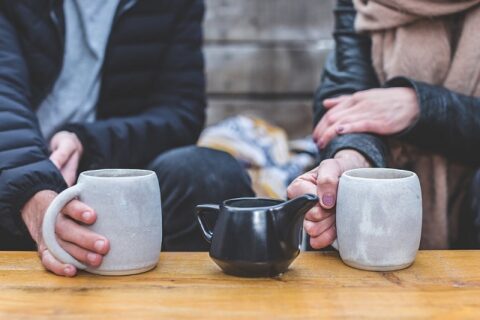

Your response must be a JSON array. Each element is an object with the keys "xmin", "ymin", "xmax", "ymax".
[
  {"xmin": 0, "ymin": 11, "xmax": 67, "ymax": 238},
  {"xmin": 313, "ymin": 0, "xmax": 387, "ymax": 167},
  {"xmin": 387, "ymin": 77, "xmax": 480, "ymax": 166},
  {"xmin": 62, "ymin": 0, "xmax": 206, "ymax": 170}
]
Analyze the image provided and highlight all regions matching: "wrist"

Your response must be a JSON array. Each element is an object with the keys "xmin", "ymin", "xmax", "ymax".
[{"xmin": 334, "ymin": 149, "xmax": 371, "ymax": 171}]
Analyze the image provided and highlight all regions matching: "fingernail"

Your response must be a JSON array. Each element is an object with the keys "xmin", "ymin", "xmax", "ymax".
[
  {"xmin": 94, "ymin": 240, "xmax": 105, "ymax": 252},
  {"xmin": 337, "ymin": 126, "xmax": 344, "ymax": 133},
  {"xmin": 82, "ymin": 211, "xmax": 92, "ymax": 220},
  {"xmin": 322, "ymin": 194, "xmax": 335, "ymax": 207},
  {"xmin": 87, "ymin": 252, "xmax": 98, "ymax": 263}
]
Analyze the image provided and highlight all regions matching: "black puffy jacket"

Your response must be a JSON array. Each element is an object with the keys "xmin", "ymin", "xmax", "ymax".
[
  {"xmin": 0, "ymin": 0, "xmax": 205, "ymax": 245},
  {"xmin": 315, "ymin": 0, "xmax": 480, "ymax": 167}
]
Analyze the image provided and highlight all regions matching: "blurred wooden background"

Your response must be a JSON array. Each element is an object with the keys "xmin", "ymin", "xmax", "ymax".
[{"xmin": 204, "ymin": 0, "xmax": 336, "ymax": 138}]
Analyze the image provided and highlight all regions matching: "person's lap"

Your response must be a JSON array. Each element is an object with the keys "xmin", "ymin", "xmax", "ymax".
[
  {"xmin": 1, "ymin": 146, "xmax": 254, "ymax": 251},
  {"xmin": 148, "ymin": 146, "xmax": 254, "ymax": 251}
]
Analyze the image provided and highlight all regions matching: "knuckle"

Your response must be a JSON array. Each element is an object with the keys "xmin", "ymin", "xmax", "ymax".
[
  {"xmin": 55, "ymin": 217, "xmax": 73, "ymax": 239},
  {"xmin": 324, "ymin": 227, "xmax": 337, "ymax": 244},
  {"xmin": 317, "ymin": 173, "xmax": 339, "ymax": 186},
  {"xmin": 318, "ymin": 160, "xmax": 338, "ymax": 174},
  {"xmin": 305, "ymin": 207, "xmax": 320, "ymax": 221},
  {"xmin": 363, "ymin": 121, "xmax": 374, "ymax": 131},
  {"xmin": 41, "ymin": 251, "xmax": 59, "ymax": 273},
  {"xmin": 352, "ymin": 92, "xmax": 363, "ymax": 101},
  {"xmin": 324, "ymin": 128, "xmax": 335, "ymax": 139},
  {"xmin": 324, "ymin": 113, "xmax": 335, "ymax": 125},
  {"xmin": 286, "ymin": 185, "xmax": 296, "ymax": 199},
  {"xmin": 41, "ymin": 251, "xmax": 49, "ymax": 265},
  {"xmin": 303, "ymin": 221, "xmax": 314, "ymax": 234},
  {"xmin": 287, "ymin": 179, "xmax": 302, "ymax": 197},
  {"xmin": 56, "ymin": 151, "xmax": 69, "ymax": 160},
  {"xmin": 64, "ymin": 202, "xmax": 80, "ymax": 218}
]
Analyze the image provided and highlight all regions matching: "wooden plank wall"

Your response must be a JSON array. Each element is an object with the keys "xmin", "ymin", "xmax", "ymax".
[{"xmin": 204, "ymin": 0, "xmax": 336, "ymax": 138}]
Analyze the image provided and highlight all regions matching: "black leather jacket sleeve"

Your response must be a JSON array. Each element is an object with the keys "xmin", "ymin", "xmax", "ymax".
[
  {"xmin": 317, "ymin": 0, "xmax": 480, "ymax": 168},
  {"xmin": 313, "ymin": 0, "xmax": 387, "ymax": 167},
  {"xmin": 0, "ymin": 11, "xmax": 67, "ymax": 238},
  {"xmin": 387, "ymin": 77, "xmax": 480, "ymax": 166}
]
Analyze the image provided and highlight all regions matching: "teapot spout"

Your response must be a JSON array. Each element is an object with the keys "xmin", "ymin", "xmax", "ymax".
[
  {"xmin": 275, "ymin": 194, "xmax": 318, "ymax": 248},
  {"xmin": 282, "ymin": 194, "xmax": 318, "ymax": 219}
]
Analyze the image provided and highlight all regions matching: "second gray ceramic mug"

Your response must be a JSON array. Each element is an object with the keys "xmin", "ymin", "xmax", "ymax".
[
  {"xmin": 332, "ymin": 168, "xmax": 422, "ymax": 271},
  {"xmin": 42, "ymin": 169, "xmax": 163, "ymax": 275}
]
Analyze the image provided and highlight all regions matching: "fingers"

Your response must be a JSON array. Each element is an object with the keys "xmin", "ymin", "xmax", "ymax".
[
  {"xmin": 338, "ymin": 120, "xmax": 384, "ymax": 135},
  {"xmin": 287, "ymin": 167, "xmax": 319, "ymax": 197},
  {"xmin": 61, "ymin": 151, "xmax": 81, "ymax": 186},
  {"xmin": 63, "ymin": 199, "xmax": 96, "ymax": 224},
  {"xmin": 309, "ymin": 225, "xmax": 337, "ymax": 249},
  {"xmin": 287, "ymin": 168, "xmax": 329, "ymax": 223},
  {"xmin": 49, "ymin": 131, "xmax": 83, "ymax": 170},
  {"xmin": 38, "ymin": 198, "xmax": 109, "ymax": 274},
  {"xmin": 323, "ymin": 95, "xmax": 351, "ymax": 109},
  {"xmin": 316, "ymin": 159, "xmax": 342, "ymax": 209},
  {"xmin": 58, "ymin": 238, "xmax": 103, "ymax": 267},
  {"xmin": 314, "ymin": 97, "xmax": 356, "ymax": 148},
  {"xmin": 287, "ymin": 162, "xmax": 342, "ymax": 250},
  {"xmin": 55, "ymin": 215, "xmax": 109, "ymax": 255},
  {"xmin": 317, "ymin": 122, "xmax": 339, "ymax": 149},
  {"xmin": 39, "ymin": 246, "xmax": 77, "ymax": 277},
  {"xmin": 304, "ymin": 213, "xmax": 335, "ymax": 237},
  {"xmin": 50, "ymin": 141, "xmax": 77, "ymax": 170},
  {"xmin": 304, "ymin": 205, "xmax": 332, "ymax": 222}
]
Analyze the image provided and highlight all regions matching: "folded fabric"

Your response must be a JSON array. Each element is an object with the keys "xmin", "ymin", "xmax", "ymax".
[{"xmin": 198, "ymin": 115, "xmax": 318, "ymax": 198}]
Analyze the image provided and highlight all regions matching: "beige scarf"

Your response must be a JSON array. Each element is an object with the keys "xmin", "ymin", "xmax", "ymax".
[{"xmin": 353, "ymin": 0, "xmax": 480, "ymax": 248}]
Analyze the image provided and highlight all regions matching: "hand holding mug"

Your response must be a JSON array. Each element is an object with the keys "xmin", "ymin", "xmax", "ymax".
[
  {"xmin": 41, "ymin": 169, "xmax": 162, "ymax": 275},
  {"xmin": 287, "ymin": 149, "xmax": 371, "ymax": 249},
  {"xmin": 21, "ymin": 190, "xmax": 110, "ymax": 277}
]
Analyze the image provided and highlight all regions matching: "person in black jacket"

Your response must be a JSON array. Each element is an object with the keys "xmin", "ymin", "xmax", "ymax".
[
  {"xmin": 0, "ymin": 0, "xmax": 254, "ymax": 277},
  {"xmin": 288, "ymin": 0, "xmax": 480, "ymax": 249}
]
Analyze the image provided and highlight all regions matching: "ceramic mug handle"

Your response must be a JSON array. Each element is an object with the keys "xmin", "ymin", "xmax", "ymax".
[
  {"xmin": 331, "ymin": 239, "xmax": 339, "ymax": 250},
  {"xmin": 42, "ymin": 184, "xmax": 87, "ymax": 269},
  {"xmin": 196, "ymin": 204, "xmax": 220, "ymax": 243}
]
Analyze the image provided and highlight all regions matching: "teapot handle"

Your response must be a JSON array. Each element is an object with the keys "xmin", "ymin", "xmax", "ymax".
[{"xmin": 195, "ymin": 204, "xmax": 220, "ymax": 243}]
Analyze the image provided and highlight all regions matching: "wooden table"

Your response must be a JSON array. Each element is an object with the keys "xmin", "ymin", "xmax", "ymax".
[{"xmin": 0, "ymin": 251, "xmax": 478, "ymax": 319}]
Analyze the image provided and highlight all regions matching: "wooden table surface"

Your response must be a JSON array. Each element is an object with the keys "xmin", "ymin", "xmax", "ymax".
[{"xmin": 0, "ymin": 251, "xmax": 478, "ymax": 319}]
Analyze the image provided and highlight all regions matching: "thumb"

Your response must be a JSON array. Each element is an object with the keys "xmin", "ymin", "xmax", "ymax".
[
  {"xmin": 316, "ymin": 159, "xmax": 343, "ymax": 209},
  {"xmin": 49, "ymin": 140, "xmax": 76, "ymax": 169}
]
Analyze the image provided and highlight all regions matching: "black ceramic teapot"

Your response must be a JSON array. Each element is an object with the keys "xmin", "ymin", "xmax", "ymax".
[{"xmin": 196, "ymin": 194, "xmax": 318, "ymax": 277}]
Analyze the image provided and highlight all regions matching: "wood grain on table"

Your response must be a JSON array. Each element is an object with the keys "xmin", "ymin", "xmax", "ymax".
[{"xmin": 0, "ymin": 251, "xmax": 478, "ymax": 319}]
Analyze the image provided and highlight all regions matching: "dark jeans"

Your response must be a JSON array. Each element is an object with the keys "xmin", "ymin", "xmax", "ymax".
[
  {"xmin": 1, "ymin": 146, "xmax": 254, "ymax": 251},
  {"xmin": 148, "ymin": 146, "xmax": 254, "ymax": 251}
]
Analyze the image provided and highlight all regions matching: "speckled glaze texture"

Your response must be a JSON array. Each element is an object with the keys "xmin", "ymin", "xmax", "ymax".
[
  {"xmin": 336, "ymin": 168, "xmax": 422, "ymax": 271},
  {"xmin": 43, "ymin": 169, "xmax": 162, "ymax": 275}
]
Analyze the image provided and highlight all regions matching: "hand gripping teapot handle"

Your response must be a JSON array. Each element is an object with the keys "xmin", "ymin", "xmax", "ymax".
[{"xmin": 195, "ymin": 204, "xmax": 220, "ymax": 243}]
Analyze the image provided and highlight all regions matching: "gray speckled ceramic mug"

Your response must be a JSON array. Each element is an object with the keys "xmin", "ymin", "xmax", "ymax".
[
  {"xmin": 42, "ymin": 169, "xmax": 162, "ymax": 275},
  {"xmin": 333, "ymin": 168, "xmax": 422, "ymax": 271}
]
